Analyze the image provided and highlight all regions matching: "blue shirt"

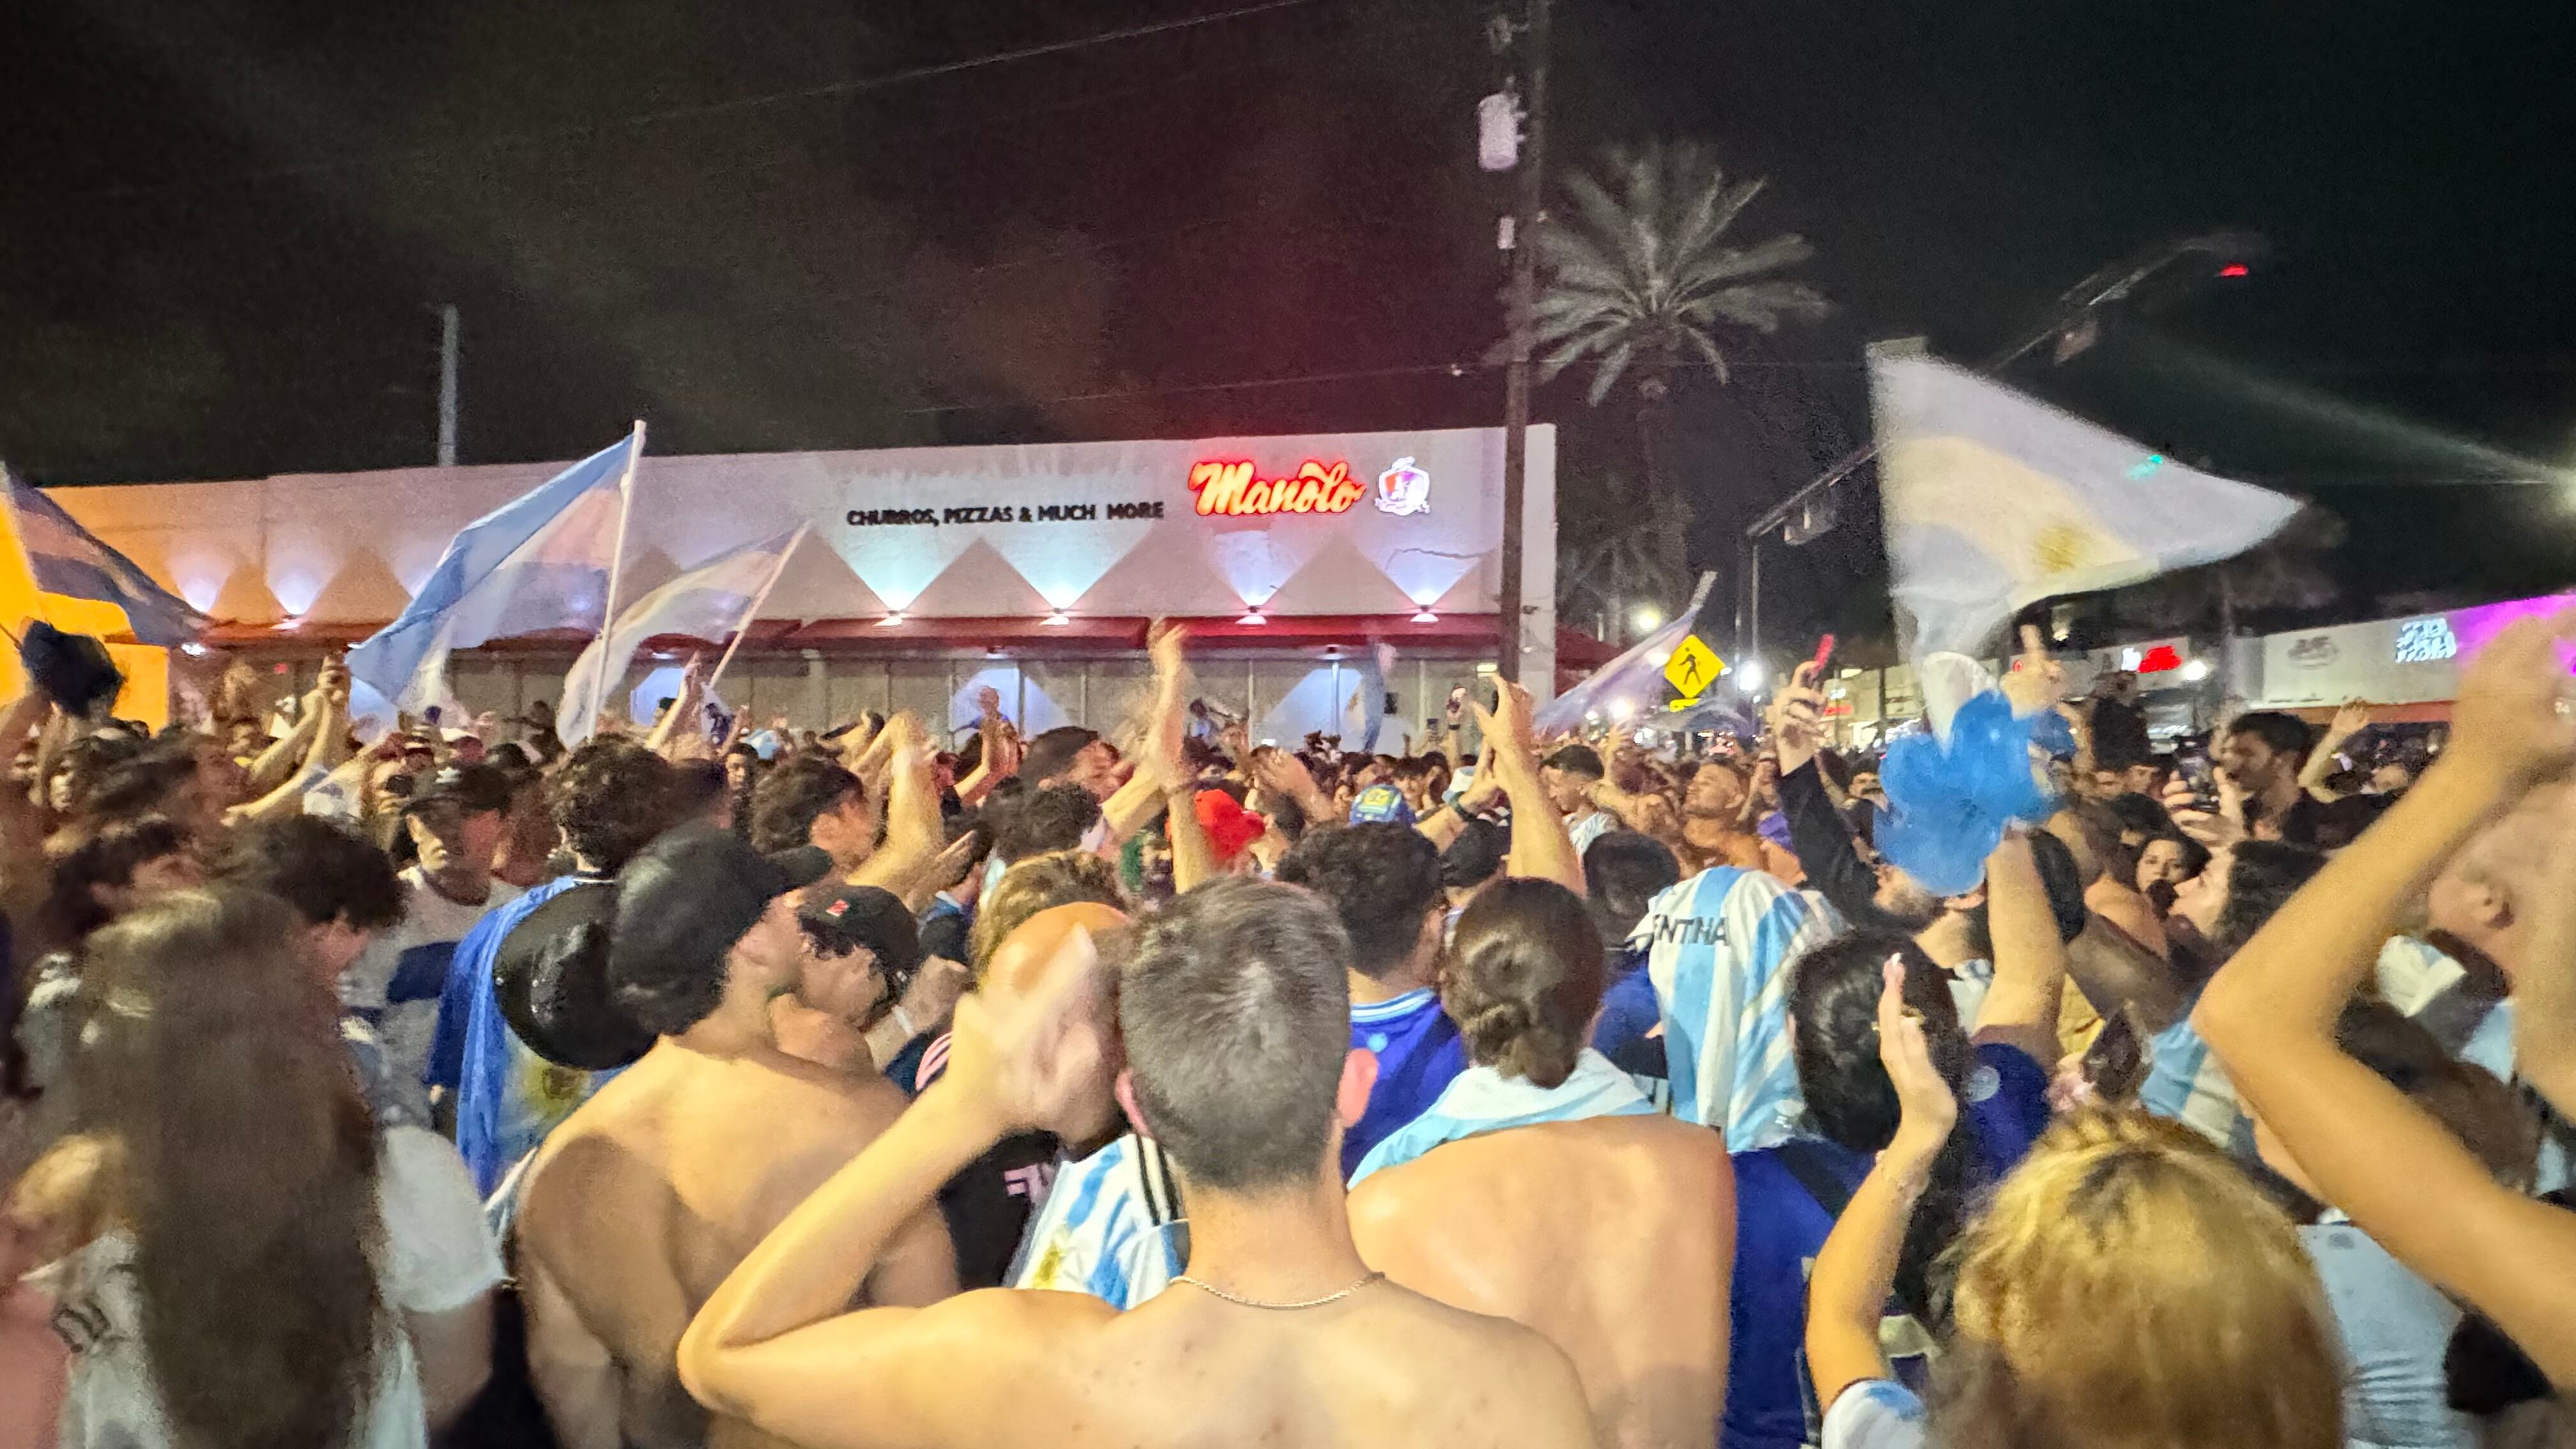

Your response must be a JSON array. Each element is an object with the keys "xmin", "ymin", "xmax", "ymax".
[
  {"xmin": 1008, "ymin": 1133, "xmax": 1186, "ymax": 1309},
  {"xmin": 1344, "ymin": 988, "xmax": 1468, "ymax": 1179},
  {"xmin": 1590, "ymin": 946, "xmax": 1661, "ymax": 1064},
  {"xmin": 1725, "ymin": 1043, "xmax": 2053, "ymax": 1449},
  {"xmin": 440, "ymin": 875, "xmax": 625, "ymax": 1195}
]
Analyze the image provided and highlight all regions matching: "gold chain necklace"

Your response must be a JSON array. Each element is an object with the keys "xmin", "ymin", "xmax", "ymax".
[{"xmin": 1172, "ymin": 1270, "xmax": 1384, "ymax": 1310}]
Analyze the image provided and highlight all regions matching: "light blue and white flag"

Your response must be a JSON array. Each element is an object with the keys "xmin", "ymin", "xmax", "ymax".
[
  {"xmin": 555, "ymin": 525, "xmax": 806, "ymax": 746},
  {"xmin": 1533, "ymin": 574, "xmax": 1750, "ymax": 736},
  {"xmin": 348, "ymin": 432, "xmax": 640, "ymax": 712},
  {"xmin": 1874, "ymin": 348, "xmax": 2299, "ymax": 660},
  {"xmin": 2, "ymin": 468, "xmax": 210, "ymax": 647}
]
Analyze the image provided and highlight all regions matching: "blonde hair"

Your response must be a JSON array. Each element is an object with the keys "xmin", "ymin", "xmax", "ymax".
[{"xmin": 1935, "ymin": 1109, "xmax": 2340, "ymax": 1449}]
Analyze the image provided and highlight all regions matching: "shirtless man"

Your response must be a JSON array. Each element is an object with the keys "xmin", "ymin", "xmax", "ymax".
[
  {"xmin": 677, "ymin": 876, "xmax": 1599, "ymax": 1448},
  {"xmin": 1346, "ymin": 875, "xmax": 1733, "ymax": 1448},
  {"xmin": 516, "ymin": 824, "xmax": 957, "ymax": 1449}
]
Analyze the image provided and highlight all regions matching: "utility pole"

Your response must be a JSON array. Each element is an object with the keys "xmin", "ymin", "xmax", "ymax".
[
  {"xmin": 436, "ymin": 302, "xmax": 461, "ymax": 467},
  {"xmin": 1494, "ymin": 0, "xmax": 1549, "ymax": 684}
]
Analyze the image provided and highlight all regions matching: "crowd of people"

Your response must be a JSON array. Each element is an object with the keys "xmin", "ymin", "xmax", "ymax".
[{"xmin": 1, "ymin": 610, "xmax": 2573, "ymax": 1449}]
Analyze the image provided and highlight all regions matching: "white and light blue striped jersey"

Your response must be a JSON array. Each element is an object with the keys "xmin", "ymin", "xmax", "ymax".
[
  {"xmin": 1347, "ymin": 1048, "xmax": 1658, "ymax": 1186},
  {"xmin": 1007, "ymin": 1133, "xmax": 1186, "ymax": 1310},
  {"xmin": 1625, "ymin": 866, "xmax": 1844, "ymax": 1147}
]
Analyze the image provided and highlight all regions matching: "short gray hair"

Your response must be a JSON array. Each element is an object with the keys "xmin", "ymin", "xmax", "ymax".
[{"xmin": 1120, "ymin": 878, "xmax": 1352, "ymax": 1192}]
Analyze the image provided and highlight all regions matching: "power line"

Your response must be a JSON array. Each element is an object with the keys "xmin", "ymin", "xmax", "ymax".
[
  {"xmin": 78, "ymin": 0, "xmax": 1335, "ymax": 199},
  {"xmin": 900, "ymin": 360, "xmax": 1483, "ymax": 413}
]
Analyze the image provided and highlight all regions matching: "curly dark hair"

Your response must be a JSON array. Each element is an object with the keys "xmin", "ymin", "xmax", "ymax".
[
  {"xmin": 40, "ymin": 814, "xmax": 192, "ymax": 949},
  {"xmin": 992, "ymin": 781, "xmax": 1103, "ymax": 864},
  {"xmin": 746, "ymin": 755, "xmax": 864, "ymax": 854},
  {"xmin": 81, "ymin": 735, "xmax": 203, "ymax": 824},
  {"xmin": 1274, "ymin": 822, "xmax": 1443, "ymax": 981},
  {"xmin": 1789, "ymin": 929, "xmax": 1981, "ymax": 1324},
  {"xmin": 1443, "ymin": 877, "xmax": 1604, "ymax": 1088},
  {"xmin": 550, "ymin": 739, "xmax": 679, "ymax": 871},
  {"xmin": 2212, "ymin": 839, "xmax": 2327, "ymax": 957},
  {"xmin": 207, "ymin": 815, "xmax": 406, "ymax": 933}
]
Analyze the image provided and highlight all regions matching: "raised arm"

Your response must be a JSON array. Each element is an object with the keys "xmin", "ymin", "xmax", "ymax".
[
  {"xmin": 678, "ymin": 931, "xmax": 1112, "ymax": 1449},
  {"xmin": 1137, "ymin": 622, "xmax": 1217, "ymax": 892},
  {"xmin": 1473, "ymin": 680, "xmax": 1582, "ymax": 894},
  {"xmin": 2196, "ymin": 613, "xmax": 2576, "ymax": 1388},
  {"xmin": 852, "ymin": 714, "xmax": 944, "ymax": 896},
  {"xmin": 1771, "ymin": 663, "xmax": 1882, "ymax": 924},
  {"xmin": 2299, "ymin": 700, "xmax": 2371, "ymax": 803},
  {"xmin": 1972, "ymin": 831, "xmax": 2067, "ymax": 1064},
  {"xmin": 1807, "ymin": 960, "xmax": 1959, "ymax": 1412}
]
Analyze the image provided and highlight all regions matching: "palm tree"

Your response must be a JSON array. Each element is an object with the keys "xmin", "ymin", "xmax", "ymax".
[
  {"xmin": 1557, "ymin": 469, "xmax": 1692, "ymax": 640},
  {"xmin": 1529, "ymin": 141, "xmax": 1830, "ymax": 493}
]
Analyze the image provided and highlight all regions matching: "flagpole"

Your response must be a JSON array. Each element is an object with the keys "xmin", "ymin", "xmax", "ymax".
[
  {"xmin": 571, "ymin": 420, "xmax": 645, "ymax": 735},
  {"xmin": 704, "ymin": 524, "xmax": 807, "ymax": 700}
]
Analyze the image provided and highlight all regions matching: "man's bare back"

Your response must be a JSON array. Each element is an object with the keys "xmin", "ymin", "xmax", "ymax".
[
  {"xmin": 1347, "ymin": 1116, "xmax": 1734, "ymax": 1449},
  {"xmin": 519, "ymin": 1041, "xmax": 955, "ymax": 1449}
]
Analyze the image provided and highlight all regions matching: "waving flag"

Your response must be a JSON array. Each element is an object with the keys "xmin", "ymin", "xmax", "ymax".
[
  {"xmin": 556, "ymin": 525, "xmax": 806, "ymax": 746},
  {"xmin": 0, "ymin": 469, "xmax": 210, "ymax": 647},
  {"xmin": 1875, "ymin": 348, "xmax": 2299, "ymax": 659},
  {"xmin": 1533, "ymin": 574, "xmax": 1738, "ymax": 736},
  {"xmin": 348, "ymin": 430, "xmax": 640, "ymax": 713}
]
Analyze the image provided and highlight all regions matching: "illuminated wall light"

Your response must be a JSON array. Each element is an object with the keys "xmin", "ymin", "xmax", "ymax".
[
  {"xmin": 1043, "ymin": 608, "xmax": 1070, "ymax": 627},
  {"xmin": 272, "ymin": 617, "xmax": 305, "ymax": 632},
  {"xmin": 180, "ymin": 642, "xmax": 210, "ymax": 658},
  {"xmin": 1238, "ymin": 608, "xmax": 1268, "ymax": 626},
  {"xmin": 2179, "ymin": 659, "xmax": 2212, "ymax": 683},
  {"xmin": 1412, "ymin": 607, "xmax": 1439, "ymax": 623},
  {"xmin": 876, "ymin": 611, "xmax": 907, "ymax": 627}
]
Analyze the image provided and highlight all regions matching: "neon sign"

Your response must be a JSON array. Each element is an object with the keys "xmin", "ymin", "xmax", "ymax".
[{"xmin": 1189, "ymin": 459, "xmax": 1366, "ymax": 517}]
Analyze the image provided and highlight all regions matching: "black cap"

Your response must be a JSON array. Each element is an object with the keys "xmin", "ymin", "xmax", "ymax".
[
  {"xmin": 1439, "ymin": 816, "xmax": 1510, "ymax": 890},
  {"xmin": 609, "ymin": 824, "xmax": 833, "ymax": 1023},
  {"xmin": 799, "ymin": 883, "xmax": 923, "ymax": 978},
  {"xmin": 20, "ymin": 622, "xmax": 123, "ymax": 717},
  {"xmin": 493, "ymin": 882, "xmax": 655, "ymax": 1071},
  {"xmin": 404, "ymin": 762, "xmax": 518, "ymax": 818}
]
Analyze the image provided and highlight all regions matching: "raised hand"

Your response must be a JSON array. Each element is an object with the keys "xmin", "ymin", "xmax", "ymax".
[
  {"xmin": 939, "ymin": 926, "xmax": 1109, "ymax": 1136},
  {"xmin": 2000, "ymin": 624, "xmax": 2064, "ymax": 718},
  {"xmin": 2327, "ymin": 699, "xmax": 2374, "ymax": 743},
  {"xmin": 2446, "ymin": 610, "xmax": 2576, "ymax": 790},
  {"xmin": 1876, "ymin": 957, "xmax": 1958, "ymax": 1166},
  {"xmin": 1768, "ymin": 662, "xmax": 1828, "ymax": 776}
]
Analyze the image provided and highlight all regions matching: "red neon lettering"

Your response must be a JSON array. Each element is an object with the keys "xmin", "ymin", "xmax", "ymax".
[{"xmin": 1189, "ymin": 459, "xmax": 1362, "ymax": 517}]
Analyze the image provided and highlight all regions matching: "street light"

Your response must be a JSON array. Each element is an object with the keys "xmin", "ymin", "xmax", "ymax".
[{"xmin": 1630, "ymin": 604, "xmax": 1664, "ymax": 634}]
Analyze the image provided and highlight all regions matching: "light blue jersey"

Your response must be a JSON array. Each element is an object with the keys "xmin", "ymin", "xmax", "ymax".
[
  {"xmin": 446, "ymin": 876, "xmax": 625, "ymax": 1196},
  {"xmin": 1349, "ymin": 1048, "xmax": 1657, "ymax": 1184},
  {"xmin": 1624, "ymin": 867, "xmax": 1843, "ymax": 1147},
  {"xmin": 1008, "ymin": 1133, "xmax": 1186, "ymax": 1310}
]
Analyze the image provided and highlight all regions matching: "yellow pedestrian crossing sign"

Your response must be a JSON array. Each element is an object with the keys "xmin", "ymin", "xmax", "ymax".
[{"xmin": 1662, "ymin": 634, "xmax": 1723, "ymax": 698}]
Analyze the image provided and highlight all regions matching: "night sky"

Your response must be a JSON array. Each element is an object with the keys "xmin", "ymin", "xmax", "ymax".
[{"xmin": 3, "ymin": 0, "xmax": 2571, "ymax": 649}]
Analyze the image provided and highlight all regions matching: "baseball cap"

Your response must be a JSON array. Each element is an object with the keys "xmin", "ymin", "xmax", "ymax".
[
  {"xmin": 404, "ymin": 762, "xmax": 517, "ymax": 817},
  {"xmin": 493, "ymin": 882, "xmax": 655, "ymax": 1070},
  {"xmin": 1347, "ymin": 782, "xmax": 1416, "ymax": 827},
  {"xmin": 800, "ymin": 883, "xmax": 925, "ymax": 994},
  {"xmin": 1439, "ymin": 816, "xmax": 1510, "ymax": 890},
  {"xmin": 610, "ymin": 825, "xmax": 835, "ymax": 1023}
]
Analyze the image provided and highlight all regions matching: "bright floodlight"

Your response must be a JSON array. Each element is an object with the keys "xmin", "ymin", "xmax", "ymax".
[
  {"xmin": 875, "ymin": 612, "xmax": 906, "ymax": 627},
  {"xmin": 1609, "ymin": 697, "xmax": 1636, "ymax": 721},
  {"xmin": 1631, "ymin": 605, "xmax": 1664, "ymax": 634},
  {"xmin": 1736, "ymin": 659, "xmax": 1766, "ymax": 694},
  {"xmin": 1043, "ymin": 609, "xmax": 1070, "ymax": 627},
  {"xmin": 2180, "ymin": 659, "xmax": 2212, "ymax": 682}
]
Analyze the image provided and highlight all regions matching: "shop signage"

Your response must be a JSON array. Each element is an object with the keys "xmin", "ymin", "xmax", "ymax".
[
  {"xmin": 2392, "ymin": 617, "xmax": 2459, "ymax": 664},
  {"xmin": 1189, "ymin": 459, "xmax": 1368, "ymax": 517}
]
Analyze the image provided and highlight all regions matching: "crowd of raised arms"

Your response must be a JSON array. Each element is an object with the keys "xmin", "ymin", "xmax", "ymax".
[{"xmin": 3, "ymin": 613, "xmax": 2575, "ymax": 1449}]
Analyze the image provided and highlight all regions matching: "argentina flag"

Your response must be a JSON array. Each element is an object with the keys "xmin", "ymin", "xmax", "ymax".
[
  {"xmin": 1874, "ymin": 348, "xmax": 2299, "ymax": 659},
  {"xmin": 556, "ymin": 524, "xmax": 806, "ymax": 746},
  {"xmin": 348, "ymin": 430, "xmax": 640, "ymax": 714},
  {"xmin": 2, "ymin": 469, "xmax": 210, "ymax": 647}
]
